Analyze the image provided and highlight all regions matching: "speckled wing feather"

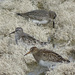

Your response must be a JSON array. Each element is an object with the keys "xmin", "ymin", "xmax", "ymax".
[
  {"xmin": 21, "ymin": 33, "xmax": 41, "ymax": 44},
  {"xmin": 36, "ymin": 49, "xmax": 70, "ymax": 62}
]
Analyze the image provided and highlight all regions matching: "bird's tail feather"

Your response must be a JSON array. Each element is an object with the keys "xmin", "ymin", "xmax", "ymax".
[{"xmin": 63, "ymin": 59, "xmax": 70, "ymax": 63}]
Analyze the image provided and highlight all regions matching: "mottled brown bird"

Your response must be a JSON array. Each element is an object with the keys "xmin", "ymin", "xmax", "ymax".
[
  {"xmin": 16, "ymin": 10, "xmax": 56, "ymax": 28},
  {"xmin": 24, "ymin": 47, "xmax": 70, "ymax": 69},
  {"xmin": 9, "ymin": 27, "xmax": 48, "ymax": 45}
]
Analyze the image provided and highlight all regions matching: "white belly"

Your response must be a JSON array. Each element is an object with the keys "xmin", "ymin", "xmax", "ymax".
[
  {"xmin": 39, "ymin": 60, "xmax": 57, "ymax": 69},
  {"xmin": 32, "ymin": 19, "xmax": 48, "ymax": 24}
]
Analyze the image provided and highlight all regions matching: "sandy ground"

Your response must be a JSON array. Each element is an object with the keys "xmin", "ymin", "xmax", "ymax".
[{"xmin": 0, "ymin": 0, "xmax": 75, "ymax": 75}]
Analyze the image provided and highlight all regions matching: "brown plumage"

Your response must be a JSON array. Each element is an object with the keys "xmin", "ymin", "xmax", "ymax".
[{"xmin": 24, "ymin": 47, "xmax": 70, "ymax": 68}]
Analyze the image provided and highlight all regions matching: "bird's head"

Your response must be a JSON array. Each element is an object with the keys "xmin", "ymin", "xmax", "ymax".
[
  {"xmin": 49, "ymin": 11, "xmax": 57, "ymax": 19},
  {"xmin": 24, "ymin": 47, "xmax": 38, "ymax": 56},
  {"xmin": 9, "ymin": 27, "xmax": 23, "ymax": 35}
]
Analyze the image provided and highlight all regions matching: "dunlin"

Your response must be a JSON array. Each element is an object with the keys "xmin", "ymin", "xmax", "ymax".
[
  {"xmin": 24, "ymin": 47, "xmax": 70, "ymax": 69},
  {"xmin": 16, "ymin": 10, "xmax": 56, "ymax": 28},
  {"xmin": 9, "ymin": 27, "xmax": 48, "ymax": 45}
]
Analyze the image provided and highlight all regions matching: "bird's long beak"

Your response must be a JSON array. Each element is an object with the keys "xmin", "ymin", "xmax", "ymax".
[
  {"xmin": 9, "ymin": 31, "xmax": 16, "ymax": 35},
  {"xmin": 24, "ymin": 51, "xmax": 31, "ymax": 56}
]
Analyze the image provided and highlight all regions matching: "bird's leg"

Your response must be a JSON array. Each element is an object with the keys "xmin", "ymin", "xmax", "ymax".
[
  {"xmin": 53, "ymin": 21, "xmax": 55, "ymax": 28},
  {"xmin": 15, "ymin": 39, "xmax": 18, "ymax": 45},
  {"xmin": 48, "ymin": 19, "xmax": 55, "ymax": 28}
]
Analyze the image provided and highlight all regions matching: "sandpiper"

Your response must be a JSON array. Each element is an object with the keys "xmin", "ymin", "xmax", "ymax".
[
  {"xmin": 16, "ymin": 10, "xmax": 56, "ymax": 28},
  {"xmin": 24, "ymin": 47, "xmax": 70, "ymax": 69},
  {"xmin": 9, "ymin": 27, "xmax": 48, "ymax": 45}
]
